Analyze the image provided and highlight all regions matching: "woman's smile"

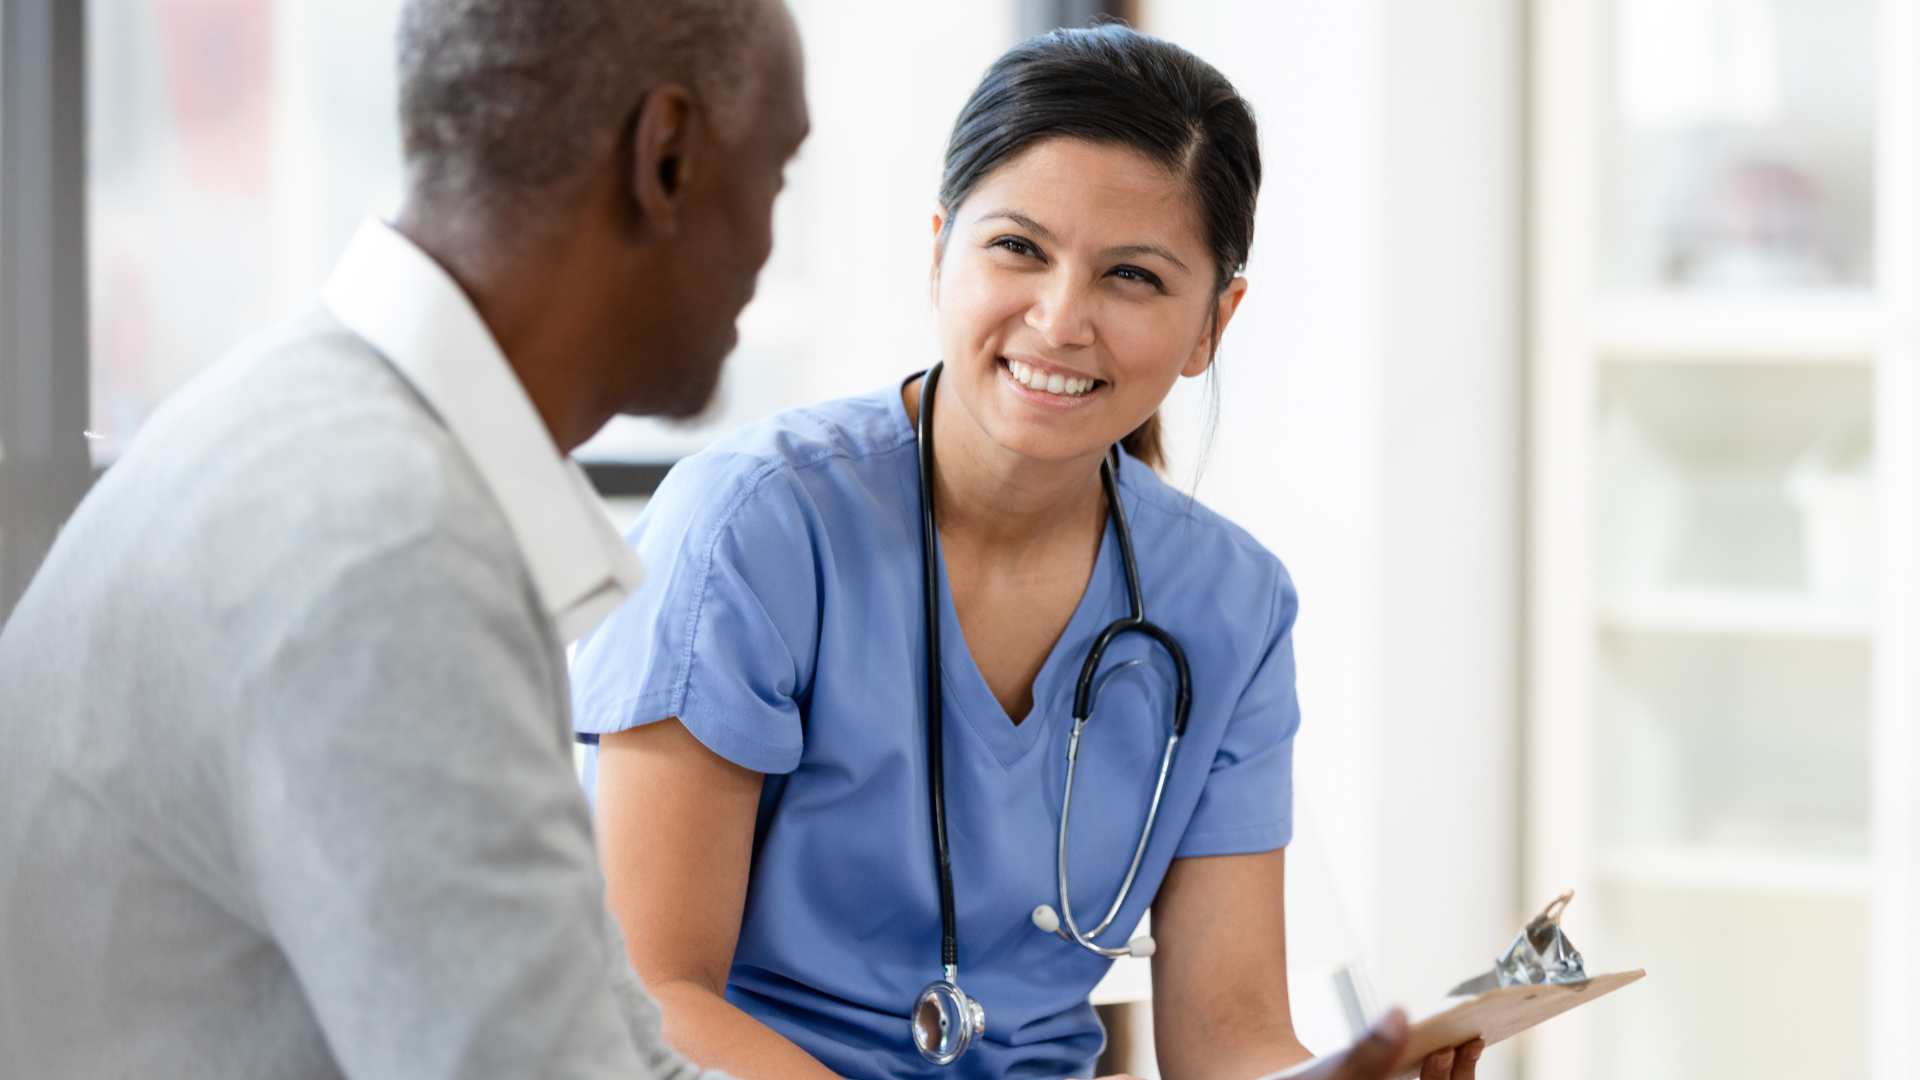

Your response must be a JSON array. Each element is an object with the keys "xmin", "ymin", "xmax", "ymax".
[{"xmin": 998, "ymin": 355, "xmax": 1103, "ymax": 405}]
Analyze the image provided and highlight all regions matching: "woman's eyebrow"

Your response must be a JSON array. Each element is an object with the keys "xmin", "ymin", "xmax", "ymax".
[
  {"xmin": 1105, "ymin": 243, "xmax": 1190, "ymax": 274},
  {"xmin": 977, "ymin": 210, "xmax": 1058, "ymax": 242},
  {"xmin": 976, "ymin": 210, "xmax": 1192, "ymax": 274}
]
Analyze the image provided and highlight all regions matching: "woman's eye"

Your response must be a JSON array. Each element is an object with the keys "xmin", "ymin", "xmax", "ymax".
[
  {"xmin": 992, "ymin": 237, "xmax": 1038, "ymax": 257},
  {"xmin": 1111, "ymin": 265, "xmax": 1163, "ymax": 288}
]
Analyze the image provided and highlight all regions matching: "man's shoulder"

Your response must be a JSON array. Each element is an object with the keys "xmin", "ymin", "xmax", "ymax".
[
  {"xmin": 141, "ymin": 305, "xmax": 448, "ymax": 474},
  {"xmin": 67, "ymin": 308, "xmax": 533, "ymax": 620},
  {"xmin": 132, "ymin": 307, "xmax": 502, "ymax": 534},
  {"xmin": 0, "ymin": 306, "xmax": 556, "ymax": 861}
]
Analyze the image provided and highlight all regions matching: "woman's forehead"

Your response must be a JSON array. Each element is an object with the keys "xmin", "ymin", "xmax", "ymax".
[{"xmin": 961, "ymin": 139, "xmax": 1206, "ymax": 254}]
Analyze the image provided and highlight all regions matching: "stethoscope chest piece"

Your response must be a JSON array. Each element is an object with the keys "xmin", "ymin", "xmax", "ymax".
[{"xmin": 912, "ymin": 974, "xmax": 985, "ymax": 1065}]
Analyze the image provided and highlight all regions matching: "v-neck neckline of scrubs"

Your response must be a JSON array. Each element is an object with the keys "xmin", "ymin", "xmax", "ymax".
[
  {"xmin": 932, "ymin": 528, "xmax": 1120, "ymax": 767},
  {"xmin": 891, "ymin": 375, "xmax": 1125, "ymax": 768}
]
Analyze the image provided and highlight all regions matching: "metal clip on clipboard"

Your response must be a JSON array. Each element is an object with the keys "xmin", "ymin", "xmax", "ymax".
[{"xmin": 1446, "ymin": 890, "xmax": 1586, "ymax": 998}]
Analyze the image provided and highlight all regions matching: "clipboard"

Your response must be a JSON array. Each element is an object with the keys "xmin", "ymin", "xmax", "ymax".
[{"xmin": 1267, "ymin": 969, "xmax": 1646, "ymax": 1080}]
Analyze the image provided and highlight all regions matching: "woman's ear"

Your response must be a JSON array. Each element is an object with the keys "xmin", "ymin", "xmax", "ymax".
[
  {"xmin": 929, "ymin": 205, "xmax": 951, "ymax": 302},
  {"xmin": 1183, "ymin": 276, "xmax": 1250, "ymax": 377}
]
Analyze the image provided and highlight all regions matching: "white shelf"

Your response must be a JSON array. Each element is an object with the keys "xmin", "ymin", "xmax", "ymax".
[
  {"xmin": 1595, "ymin": 292, "xmax": 1879, "ymax": 363},
  {"xmin": 1528, "ymin": 2, "xmax": 1907, "ymax": 1075},
  {"xmin": 1599, "ymin": 588, "xmax": 1873, "ymax": 639},
  {"xmin": 1599, "ymin": 843, "xmax": 1871, "ymax": 898}
]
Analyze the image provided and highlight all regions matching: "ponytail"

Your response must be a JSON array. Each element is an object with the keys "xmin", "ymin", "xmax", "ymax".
[{"xmin": 1120, "ymin": 411, "xmax": 1166, "ymax": 471}]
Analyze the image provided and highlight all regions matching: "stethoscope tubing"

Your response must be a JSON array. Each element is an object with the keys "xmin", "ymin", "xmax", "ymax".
[
  {"xmin": 911, "ymin": 361, "xmax": 1194, "ymax": 1062},
  {"xmin": 1056, "ymin": 717, "xmax": 1180, "ymax": 954},
  {"xmin": 917, "ymin": 363, "xmax": 960, "ymax": 979}
]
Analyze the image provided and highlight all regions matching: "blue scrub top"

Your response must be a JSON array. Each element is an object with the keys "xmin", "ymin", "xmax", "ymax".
[{"xmin": 572, "ymin": 383, "xmax": 1300, "ymax": 1080}]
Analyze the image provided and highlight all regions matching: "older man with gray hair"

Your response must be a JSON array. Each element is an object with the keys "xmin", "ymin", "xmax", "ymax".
[{"xmin": 0, "ymin": 1, "xmax": 806, "ymax": 1077}]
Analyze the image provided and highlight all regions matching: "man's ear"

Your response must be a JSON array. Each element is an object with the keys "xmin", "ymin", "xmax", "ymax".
[{"xmin": 629, "ymin": 85, "xmax": 699, "ymax": 238}]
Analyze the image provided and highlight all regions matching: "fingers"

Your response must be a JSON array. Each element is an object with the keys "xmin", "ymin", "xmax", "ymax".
[
  {"xmin": 1286, "ymin": 1014, "xmax": 1482, "ymax": 1080},
  {"xmin": 1298, "ymin": 1007, "xmax": 1409, "ymax": 1080},
  {"xmin": 1454, "ymin": 1039, "xmax": 1484, "ymax": 1080},
  {"xmin": 1419, "ymin": 1038, "xmax": 1485, "ymax": 1080}
]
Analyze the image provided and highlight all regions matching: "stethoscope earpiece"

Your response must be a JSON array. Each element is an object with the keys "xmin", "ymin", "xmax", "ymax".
[
  {"xmin": 912, "ymin": 362, "xmax": 1189, "ymax": 1064},
  {"xmin": 1030, "ymin": 904, "xmax": 1061, "ymax": 934}
]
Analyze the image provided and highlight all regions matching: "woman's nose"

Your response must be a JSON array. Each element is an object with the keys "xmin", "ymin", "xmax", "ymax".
[{"xmin": 1025, "ymin": 274, "xmax": 1096, "ymax": 349}]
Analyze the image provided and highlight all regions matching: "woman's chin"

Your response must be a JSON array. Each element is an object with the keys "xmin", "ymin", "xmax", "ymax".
[{"xmin": 978, "ymin": 419, "xmax": 1116, "ymax": 465}]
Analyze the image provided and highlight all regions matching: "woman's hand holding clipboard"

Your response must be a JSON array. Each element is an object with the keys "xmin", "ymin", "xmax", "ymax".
[
  {"xmin": 1262, "ymin": 892, "xmax": 1646, "ymax": 1080},
  {"xmin": 1265, "ymin": 971, "xmax": 1647, "ymax": 1080},
  {"xmin": 1272, "ymin": 1008, "xmax": 1483, "ymax": 1080}
]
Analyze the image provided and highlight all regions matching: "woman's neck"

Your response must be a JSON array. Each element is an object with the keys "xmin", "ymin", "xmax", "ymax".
[
  {"xmin": 906, "ymin": 373, "xmax": 1109, "ymax": 553},
  {"xmin": 905, "ymin": 371, "xmax": 1111, "ymax": 722}
]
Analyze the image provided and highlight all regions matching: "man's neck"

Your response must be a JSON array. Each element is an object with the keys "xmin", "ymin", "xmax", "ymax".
[{"xmin": 393, "ymin": 198, "xmax": 626, "ymax": 454}]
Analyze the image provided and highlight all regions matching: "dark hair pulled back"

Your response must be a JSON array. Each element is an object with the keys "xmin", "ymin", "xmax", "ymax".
[{"xmin": 939, "ymin": 25, "xmax": 1262, "ymax": 471}]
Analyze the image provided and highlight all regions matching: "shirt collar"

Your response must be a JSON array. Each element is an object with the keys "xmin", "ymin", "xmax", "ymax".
[{"xmin": 321, "ymin": 218, "xmax": 644, "ymax": 644}]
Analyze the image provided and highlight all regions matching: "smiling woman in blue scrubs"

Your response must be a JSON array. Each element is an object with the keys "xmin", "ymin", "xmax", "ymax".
[{"xmin": 572, "ymin": 25, "xmax": 1479, "ymax": 1080}]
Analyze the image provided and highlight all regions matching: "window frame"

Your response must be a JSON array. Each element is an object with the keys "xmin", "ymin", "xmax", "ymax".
[{"xmin": 0, "ymin": 0, "xmax": 90, "ymax": 624}]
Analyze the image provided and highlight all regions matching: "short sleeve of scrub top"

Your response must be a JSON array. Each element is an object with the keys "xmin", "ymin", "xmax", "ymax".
[
  {"xmin": 571, "ymin": 386, "xmax": 1301, "ymax": 1080},
  {"xmin": 572, "ymin": 445, "xmax": 820, "ymax": 790}
]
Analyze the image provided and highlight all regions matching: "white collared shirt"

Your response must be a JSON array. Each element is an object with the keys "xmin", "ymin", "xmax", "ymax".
[{"xmin": 322, "ymin": 218, "xmax": 645, "ymax": 643}]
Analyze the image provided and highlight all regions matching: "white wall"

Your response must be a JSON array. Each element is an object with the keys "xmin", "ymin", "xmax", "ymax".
[
  {"xmin": 1373, "ymin": 0, "xmax": 1523, "ymax": 1020},
  {"xmin": 1139, "ymin": 0, "xmax": 1524, "ymax": 1069},
  {"xmin": 781, "ymin": 0, "xmax": 1017, "ymax": 401}
]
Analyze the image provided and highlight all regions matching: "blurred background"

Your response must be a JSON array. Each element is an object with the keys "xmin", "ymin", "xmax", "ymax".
[{"xmin": 0, "ymin": 0, "xmax": 1908, "ymax": 1077}]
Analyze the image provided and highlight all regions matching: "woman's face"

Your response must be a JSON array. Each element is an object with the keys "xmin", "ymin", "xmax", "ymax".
[{"xmin": 932, "ymin": 137, "xmax": 1247, "ymax": 464}]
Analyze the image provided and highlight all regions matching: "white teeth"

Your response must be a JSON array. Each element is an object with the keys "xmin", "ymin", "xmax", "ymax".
[{"xmin": 1006, "ymin": 360, "xmax": 1095, "ymax": 397}]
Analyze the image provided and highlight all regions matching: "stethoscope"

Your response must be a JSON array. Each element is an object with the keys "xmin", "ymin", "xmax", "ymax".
[{"xmin": 909, "ymin": 362, "xmax": 1194, "ymax": 1065}]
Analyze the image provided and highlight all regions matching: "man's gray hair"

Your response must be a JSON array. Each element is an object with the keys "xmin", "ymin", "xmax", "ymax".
[{"xmin": 399, "ymin": 0, "xmax": 766, "ymax": 212}]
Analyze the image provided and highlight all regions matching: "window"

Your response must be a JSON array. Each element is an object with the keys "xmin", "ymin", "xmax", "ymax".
[
  {"xmin": 0, "ymin": 0, "xmax": 88, "ymax": 621},
  {"xmin": 87, "ymin": 0, "xmax": 404, "ymax": 464},
  {"xmin": 84, "ymin": 0, "xmax": 1027, "ymax": 484}
]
